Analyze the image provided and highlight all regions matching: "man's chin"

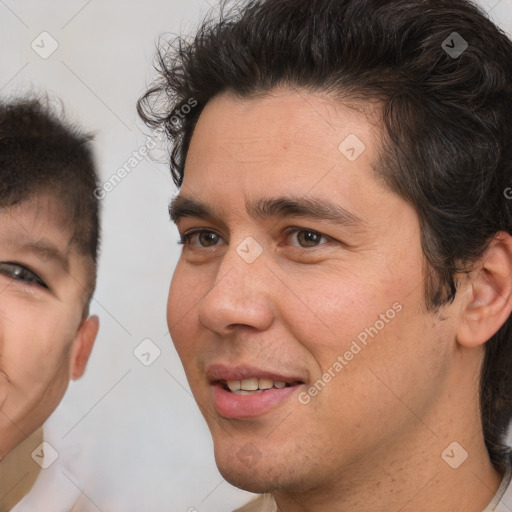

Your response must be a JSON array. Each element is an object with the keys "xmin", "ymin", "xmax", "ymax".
[
  {"xmin": 213, "ymin": 443, "xmax": 292, "ymax": 494},
  {"xmin": 218, "ymin": 464, "xmax": 277, "ymax": 494}
]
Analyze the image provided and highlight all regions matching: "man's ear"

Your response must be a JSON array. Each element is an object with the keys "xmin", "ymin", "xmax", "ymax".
[
  {"xmin": 457, "ymin": 232, "xmax": 512, "ymax": 348},
  {"xmin": 69, "ymin": 315, "xmax": 99, "ymax": 380}
]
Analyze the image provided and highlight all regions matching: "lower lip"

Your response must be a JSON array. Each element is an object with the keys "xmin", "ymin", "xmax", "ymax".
[{"xmin": 211, "ymin": 384, "xmax": 300, "ymax": 418}]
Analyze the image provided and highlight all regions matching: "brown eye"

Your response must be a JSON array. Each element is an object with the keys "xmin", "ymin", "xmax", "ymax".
[
  {"xmin": 288, "ymin": 228, "xmax": 328, "ymax": 249},
  {"xmin": 296, "ymin": 230, "xmax": 323, "ymax": 248},
  {"xmin": 198, "ymin": 232, "xmax": 221, "ymax": 247},
  {"xmin": 179, "ymin": 230, "xmax": 223, "ymax": 248}
]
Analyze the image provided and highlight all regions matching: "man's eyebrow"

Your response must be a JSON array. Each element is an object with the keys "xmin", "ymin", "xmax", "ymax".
[
  {"xmin": 169, "ymin": 196, "xmax": 218, "ymax": 224},
  {"xmin": 170, "ymin": 195, "xmax": 364, "ymax": 228},
  {"xmin": 246, "ymin": 197, "xmax": 364, "ymax": 227}
]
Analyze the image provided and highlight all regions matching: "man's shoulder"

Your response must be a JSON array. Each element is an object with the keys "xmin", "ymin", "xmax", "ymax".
[{"xmin": 233, "ymin": 494, "xmax": 277, "ymax": 512}]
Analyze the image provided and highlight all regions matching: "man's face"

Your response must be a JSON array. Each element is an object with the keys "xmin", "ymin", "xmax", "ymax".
[
  {"xmin": 0, "ymin": 194, "xmax": 97, "ymax": 458},
  {"xmin": 168, "ymin": 89, "xmax": 461, "ymax": 493}
]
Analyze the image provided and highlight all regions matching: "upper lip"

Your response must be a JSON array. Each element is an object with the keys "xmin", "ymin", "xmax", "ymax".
[{"xmin": 206, "ymin": 363, "xmax": 306, "ymax": 384}]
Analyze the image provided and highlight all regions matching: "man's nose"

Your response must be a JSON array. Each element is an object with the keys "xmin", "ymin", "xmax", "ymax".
[{"xmin": 197, "ymin": 239, "xmax": 275, "ymax": 336}]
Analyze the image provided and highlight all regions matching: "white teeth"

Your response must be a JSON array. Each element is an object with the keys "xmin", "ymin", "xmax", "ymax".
[
  {"xmin": 227, "ymin": 380, "xmax": 241, "ymax": 392},
  {"xmin": 233, "ymin": 389, "xmax": 259, "ymax": 395},
  {"xmin": 258, "ymin": 378, "xmax": 273, "ymax": 390},
  {"xmin": 241, "ymin": 378, "xmax": 259, "ymax": 391},
  {"xmin": 225, "ymin": 378, "xmax": 290, "ymax": 392}
]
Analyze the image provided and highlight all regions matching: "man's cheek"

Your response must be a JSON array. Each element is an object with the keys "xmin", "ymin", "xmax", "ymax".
[
  {"xmin": 173, "ymin": 324, "xmax": 201, "ymax": 372},
  {"xmin": 168, "ymin": 274, "xmax": 206, "ymax": 339},
  {"xmin": 168, "ymin": 270, "xmax": 189, "ymax": 323}
]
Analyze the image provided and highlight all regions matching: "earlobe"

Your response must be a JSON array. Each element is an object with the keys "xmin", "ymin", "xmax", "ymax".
[
  {"xmin": 70, "ymin": 315, "xmax": 99, "ymax": 380},
  {"xmin": 457, "ymin": 233, "xmax": 512, "ymax": 348}
]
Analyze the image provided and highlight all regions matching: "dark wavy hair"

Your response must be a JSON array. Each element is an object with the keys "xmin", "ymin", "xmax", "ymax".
[
  {"xmin": 0, "ymin": 97, "xmax": 101, "ymax": 295},
  {"xmin": 138, "ymin": 0, "xmax": 512, "ymax": 471}
]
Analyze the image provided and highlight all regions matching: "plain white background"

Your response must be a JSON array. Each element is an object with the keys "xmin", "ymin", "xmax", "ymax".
[{"xmin": 1, "ymin": 1, "xmax": 511, "ymax": 511}]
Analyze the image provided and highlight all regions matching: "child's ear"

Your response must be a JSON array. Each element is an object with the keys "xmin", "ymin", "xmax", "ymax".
[
  {"xmin": 69, "ymin": 315, "xmax": 99, "ymax": 380},
  {"xmin": 457, "ymin": 233, "xmax": 512, "ymax": 348}
]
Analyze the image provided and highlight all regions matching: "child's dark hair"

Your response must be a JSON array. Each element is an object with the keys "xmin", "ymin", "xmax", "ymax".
[
  {"xmin": 0, "ymin": 97, "xmax": 101, "ymax": 296},
  {"xmin": 138, "ymin": 0, "xmax": 512, "ymax": 470}
]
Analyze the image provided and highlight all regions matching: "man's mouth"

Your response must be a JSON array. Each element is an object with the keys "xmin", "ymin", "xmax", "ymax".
[
  {"xmin": 223, "ymin": 378, "xmax": 297, "ymax": 395},
  {"xmin": 206, "ymin": 364, "xmax": 305, "ymax": 418}
]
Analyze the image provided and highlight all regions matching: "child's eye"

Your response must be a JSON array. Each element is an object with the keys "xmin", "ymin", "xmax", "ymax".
[{"xmin": 0, "ymin": 262, "xmax": 48, "ymax": 289}]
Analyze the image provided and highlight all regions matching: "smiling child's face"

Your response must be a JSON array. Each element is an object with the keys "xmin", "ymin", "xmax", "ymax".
[{"xmin": 0, "ymin": 194, "xmax": 98, "ymax": 458}]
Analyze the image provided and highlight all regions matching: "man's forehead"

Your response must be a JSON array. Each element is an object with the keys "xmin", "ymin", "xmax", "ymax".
[
  {"xmin": 186, "ymin": 88, "xmax": 384, "ymax": 193},
  {"xmin": 216, "ymin": 87, "xmax": 382, "ymax": 124},
  {"xmin": 178, "ymin": 88, "xmax": 395, "ymax": 232}
]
